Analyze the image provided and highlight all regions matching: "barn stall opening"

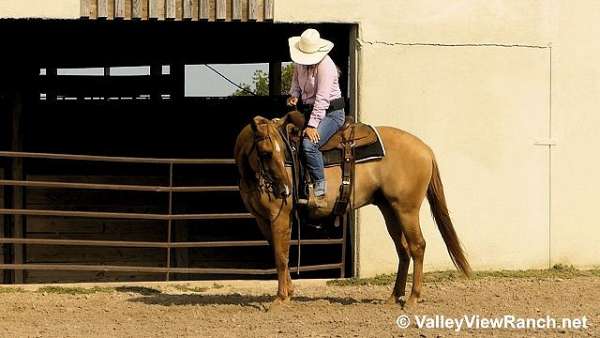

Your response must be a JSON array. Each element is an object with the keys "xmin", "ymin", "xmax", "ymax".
[{"xmin": 0, "ymin": 13, "xmax": 357, "ymax": 284}]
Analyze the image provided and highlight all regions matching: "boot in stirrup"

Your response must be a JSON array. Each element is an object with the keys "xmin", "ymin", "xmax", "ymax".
[{"xmin": 308, "ymin": 180, "xmax": 328, "ymax": 209}]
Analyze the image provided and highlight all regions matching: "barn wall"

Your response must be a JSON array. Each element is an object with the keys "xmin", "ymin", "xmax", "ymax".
[
  {"xmin": 275, "ymin": 1, "xmax": 600, "ymax": 277},
  {"xmin": 0, "ymin": 0, "xmax": 79, "ymax": 18}
]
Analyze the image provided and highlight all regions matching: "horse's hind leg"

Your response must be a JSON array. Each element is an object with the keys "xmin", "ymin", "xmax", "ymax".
[
  {"xmin": 397, "ymin": 209, "xmax": 426, "ymax": 307},
  {"xmin": 377, "ymin": 200, "xmax": 410, "ymax": 305}
]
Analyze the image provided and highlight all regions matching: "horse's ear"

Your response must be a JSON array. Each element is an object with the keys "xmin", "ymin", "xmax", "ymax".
[
  {"xmin": 281, "ymin": 110, "xmax": 305, "ymax": 129},
  {"xmin": 251, "ymin": 116, "xmax": 269, "ymax": 133}
]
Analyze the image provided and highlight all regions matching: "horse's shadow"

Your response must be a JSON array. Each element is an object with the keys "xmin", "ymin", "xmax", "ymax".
[{"xmin": 126, "ymin": 292, "xmax": 382, "ymax": 311}]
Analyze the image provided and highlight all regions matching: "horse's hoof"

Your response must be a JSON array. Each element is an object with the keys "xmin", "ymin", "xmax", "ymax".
[{"xmin": 403, "ymin": 296, "xmax": 422, "ymax": 309}]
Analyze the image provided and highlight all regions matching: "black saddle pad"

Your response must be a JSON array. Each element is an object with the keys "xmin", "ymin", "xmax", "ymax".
[{"xmin": 322, "ymin": 125, "xmax": 385, "ymax": 167}]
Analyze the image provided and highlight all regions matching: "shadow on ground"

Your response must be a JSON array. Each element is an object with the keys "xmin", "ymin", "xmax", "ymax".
[{"xmin": 126, "ymin": 293, "xmax": 381, "ymax": 311}]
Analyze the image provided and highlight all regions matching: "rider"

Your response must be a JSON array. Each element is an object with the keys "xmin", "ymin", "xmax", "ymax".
[{"xmin": 287, "ymin": 28, "xmax": 345, "ymax": 209}]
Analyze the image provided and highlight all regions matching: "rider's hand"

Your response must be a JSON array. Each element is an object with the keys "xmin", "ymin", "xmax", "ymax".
[
  {"xmin": 287, "ymin": 96, "xmax": 299, "ymax": 107},
  {"xmin": 303, "ymin": 127, "xmax": 320, "ymax": 144}
]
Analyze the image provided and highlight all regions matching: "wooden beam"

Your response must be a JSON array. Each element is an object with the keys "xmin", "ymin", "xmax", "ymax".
[
  {"xmin": 264, "ymin": 0, "xmax": 274, "ymax": 20},
  {"xmin": 248, "ymin": 0, "xmax": 257, "ymax": 21},
  {"xmin": 166, "ymin": 0, "xmax": 176, "ymax": 19},
  {"xmin": 132, "ymin": 0, "xmax": 143, "ymax": 19},
  {"xmin": 199, "ymin": 0, "xmax": 209, "ymax": 20},
  {"xmin": 269, "ymin": 62, "xmax": 282, "ymax": 96},
  {"xmin": 183, "ymin": 0, "xmax": 193, "ymax": 19},
  {"xmin": 98, "ymin": 0, "xmax": 109, "ymax": 18},
  {"xmin": 216, "ymin": 0, "xmax": 226, "ymax": 20},
  {"xmin": 115, "ymin": 0, "xmax": 126, "ymax": 18},
  {"xmin": 232, "ymin": 0, "xmax": 241, "ymax": 20}
]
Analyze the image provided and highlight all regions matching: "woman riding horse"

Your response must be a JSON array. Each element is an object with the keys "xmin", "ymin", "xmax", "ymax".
[{"xmin": 287, "ymin": 28, "xmax": 346, "ymax": 209}]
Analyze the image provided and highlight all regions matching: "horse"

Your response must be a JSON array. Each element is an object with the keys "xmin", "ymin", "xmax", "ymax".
[{"xmin": 234, "ymin": 111, "xmax": 471, "ymax": 308}]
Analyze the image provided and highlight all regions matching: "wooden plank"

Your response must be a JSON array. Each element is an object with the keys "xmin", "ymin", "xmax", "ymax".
[
  {"xmin": 98, "ymin": 0, "xmax": 109, "ymax": 18},
  {"xmin": 166, "ymin": 0, "xmax": 176, "ymax": 19},
  {"xmin": 264, "ymin": 0, "xmax": 273, "ymax": 20},
  {"xmin": 199, "ymin": 0, "xmax": 209, "ymax": 20},
  {"xmin": 80, "ymin": 0, "xmax": 91, "ymax": 18},
  {"xmin": 248, "ymin": 0, "xmax": 257, "ymax": 21},
  {"xmin": 216, "ymin": 0, "xmax": 226, "ymax": 20},
  {"xmin": 115, "ymin": 0, "xmax": 126, "ymax": 18},
  {"xmin": 183, "ymin": 0, "xmax": 193, "ymax": 19},
  {"xmin": 132, "ymin": 0, "xmax": 143, "ymax": 19},
  {"xmin": 231, "ymin": 0, "xmax": 241, "ymax": 20}
]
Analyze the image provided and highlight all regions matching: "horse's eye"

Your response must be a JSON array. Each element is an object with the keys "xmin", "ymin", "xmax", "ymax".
[{"xmin": 259, "ymin": 152, "xmax": 272, "ymax": 159}]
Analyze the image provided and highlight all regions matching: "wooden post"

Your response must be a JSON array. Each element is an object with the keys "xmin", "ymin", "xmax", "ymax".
[
  {"xmin": 183, "ymin": 0, "xmax": 193, "ymax": 20},
  {"xmin": 264, "ymin": 0, "xmax": 274, "ymax": 20},
  {"xmin": 232, "ymin": 0, "xmax": 241, "ymax": 20},
  {"xmin": 166, "ymin": 0, "xmax": 176, "ymax": 19},
  {"xmin": 199, "ymin": 0, "xmax": 209, "ymax": 20},
  {"xmin": 115, "ymin": 0, "xmax": 126, "ymax": 19},
  {"xmin": 216, "ymin": 0, "xmax": 226, "ymax": 20},
  {"xmin": 132, "ymin": 0, "xmax": 143, "ymax": 19},
  {"xmin": 248, "ymin": 0, "xmax": 258, "ymax": 21},
  {"xmin": 171, "ymin": 63, "xmax": 185, "ymax": 101},
  {"xmin": 46, "ymin": 68, "xmax": 57, "ymax": 102},
  {"xmin": 150, "ymin": 65, "xmax": 162, "ymax": 101},
  {"xmin": 98, "ymin": 0, "xmax": 109, "ymax": 18},
  {"xmin": 80, "ymin": 0, "xmax": 90, "ymax": 18},
  {"xmin": 149, "ymin": 0, "xmax": 162, "ymax": 19},
  {"xmin": 269, "ymin": 62, "xmax": 282, "ymax": 96}
]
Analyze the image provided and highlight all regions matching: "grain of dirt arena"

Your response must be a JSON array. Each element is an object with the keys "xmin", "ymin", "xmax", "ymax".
[{"xmin": 0, "ymin": 269, "xmax": 598, "ymax": 337}]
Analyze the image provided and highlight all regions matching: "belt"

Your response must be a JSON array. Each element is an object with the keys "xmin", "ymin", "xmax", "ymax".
[{"xmin": 299, "ymin": 97, "xmax": 345, "ymax": 117}]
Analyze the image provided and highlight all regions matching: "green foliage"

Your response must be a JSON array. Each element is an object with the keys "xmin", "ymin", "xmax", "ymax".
[
  {"xmin": 233, "ymin": 64, "xmax": 294, "ymax": 96},
  {"xmin": 0, "ymin": 287, "xmax": 25, "ymax": 293}
]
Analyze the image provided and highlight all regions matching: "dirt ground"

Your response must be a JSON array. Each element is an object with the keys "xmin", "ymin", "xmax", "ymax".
[{"xmin": 0, "ymin": 273, "xmax": 598, "ymax": 338}]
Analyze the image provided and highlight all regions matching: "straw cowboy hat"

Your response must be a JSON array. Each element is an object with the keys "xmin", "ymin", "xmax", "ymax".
[{"xmin": 288, "ymin": 28, "xmax": 334, "ymax": 65}]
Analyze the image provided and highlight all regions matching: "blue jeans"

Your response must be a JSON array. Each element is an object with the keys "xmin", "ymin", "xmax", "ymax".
[{"xmin": 302, "ymin": 109, "xmax": 346, "ymax": 190}]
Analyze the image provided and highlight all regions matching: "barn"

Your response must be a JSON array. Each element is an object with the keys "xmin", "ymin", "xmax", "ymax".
[{"xmin": 0, "ymin": 1, "xmax": 599, "ymax": 285}]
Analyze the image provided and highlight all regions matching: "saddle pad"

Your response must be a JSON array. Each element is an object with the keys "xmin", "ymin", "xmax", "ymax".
[{"xmin": 322, "ymin": 125, "xmax": 385, "ymax": 167}]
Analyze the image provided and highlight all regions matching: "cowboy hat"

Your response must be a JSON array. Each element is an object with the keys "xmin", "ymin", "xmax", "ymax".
[{"xmin": 288, "ymin": 28, "xmax": 334, "ymax": 65}]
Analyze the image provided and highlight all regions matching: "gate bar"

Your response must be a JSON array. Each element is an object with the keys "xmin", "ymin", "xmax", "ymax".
[
  {"xmin": 0, "ymin": 238, "xmax": 343, "ymax": 248},
  {"xmin": 0, "ymin": 209, "xmax": 253, "ymax": 220},
  {"xmin": 0, "ymin": 180, "xmax": 239, "ymax": 193},
  {"xmin": 0, "ymin": 263, "xmax": 343, "ymax": 275},
  {"xmin": 0, "ymin": 151, "xmax": 235, "ymax": 165}
]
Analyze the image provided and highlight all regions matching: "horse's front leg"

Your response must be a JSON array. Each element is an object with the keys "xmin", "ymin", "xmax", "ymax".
[{"xmin": 270, "ymin": 212, "xmax": 293, "ymax": 304}]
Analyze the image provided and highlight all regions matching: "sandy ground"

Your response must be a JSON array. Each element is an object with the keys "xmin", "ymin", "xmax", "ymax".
[{"xmin": 0, "ymin": 276, "xmax": 598, "ymax": 338}]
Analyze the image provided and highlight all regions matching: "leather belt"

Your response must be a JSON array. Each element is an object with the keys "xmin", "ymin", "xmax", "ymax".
[{"xmin": 298, "ymin": 97, "xmax": 345, "ymax": 118}]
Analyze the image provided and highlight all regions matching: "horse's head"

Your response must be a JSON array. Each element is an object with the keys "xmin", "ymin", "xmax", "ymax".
[{"xmin": 250, "ymin": 111, "xmax": 305, "ymax": 199}]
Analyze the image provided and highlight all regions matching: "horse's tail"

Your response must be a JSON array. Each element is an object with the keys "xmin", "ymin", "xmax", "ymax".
[{"xmin": 426, "ymin": 158, "xmax": 472, "ymax": 277}]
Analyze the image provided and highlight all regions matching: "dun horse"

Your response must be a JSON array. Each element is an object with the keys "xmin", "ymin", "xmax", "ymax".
[{"xmin": 234, "ymin": 111, "xmax": 471, "ymax": 307}]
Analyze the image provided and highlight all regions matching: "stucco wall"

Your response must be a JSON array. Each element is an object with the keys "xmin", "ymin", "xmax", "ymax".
[
  {"xmin": 0, "ymin": 0, "xmax": 79, "ymax": 18},
  {"xmin": 276, "ymin": 1, "xmax": 600, "ymax": 277}
]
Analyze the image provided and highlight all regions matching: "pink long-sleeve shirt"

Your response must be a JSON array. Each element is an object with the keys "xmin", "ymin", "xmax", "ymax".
[{"xmin": 289, "ymin": 55, "xmax": 342, "ymax": 128}]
